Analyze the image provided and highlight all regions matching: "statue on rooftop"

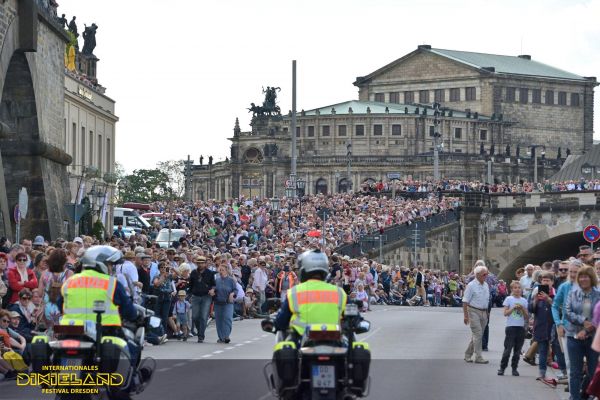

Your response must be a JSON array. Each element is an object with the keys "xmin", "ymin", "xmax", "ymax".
[
  {"xmin": 82, "ymin": 23, "xmax": 98, "ymax": 55},
  {"xmin": 68, "ymin": 16, "xmax": 78, "ymax": 38},
  {"xmin": 248, "ymin": 86, "xmax": 281, "ymax": 118},
  {"xmin": 58, "ymin": 14, "xmax": 68, "ymax": 28}
]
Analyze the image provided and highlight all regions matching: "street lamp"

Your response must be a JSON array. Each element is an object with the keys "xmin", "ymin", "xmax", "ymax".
[
  {"xmin": 296, "ymin": 178, "xmax": 305, "ymax": 215},
  {"xmin": 432, "ymin": 102, "xmax": 443, "ymax": 181},
  {"xmin": 270, "ymin": 197, "xmax": 280, "ymax": 236},
  {"xmin": 526, "ymin": 145, "xmax": 546, "ymax": 186}
]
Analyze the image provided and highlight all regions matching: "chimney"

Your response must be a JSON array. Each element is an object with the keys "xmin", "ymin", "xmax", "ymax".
[
  {"xmin": 518, "ymin": 55, "xmax": 531, "ymax": 60},
  {"xmin": 418, "ymin": 44, "xmax": 432, "ymax": 50}
]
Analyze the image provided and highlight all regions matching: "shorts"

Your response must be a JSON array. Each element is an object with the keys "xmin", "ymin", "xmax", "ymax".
[{"xmin": 176, "ymin": 313, "xmax": 188, "ymax": 325}]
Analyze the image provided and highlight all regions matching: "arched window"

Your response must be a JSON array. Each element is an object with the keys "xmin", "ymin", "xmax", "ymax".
[
  {"xmin": 315, "ymin": 178, "xmax": 328, "ymax": 194},
  {"xmin": 338, "ymin": 178, "xmax": 351, "ymax": 193},
  {"xmin": 243, "ymin": 147, "xmax": 264, "ymax": 164}
]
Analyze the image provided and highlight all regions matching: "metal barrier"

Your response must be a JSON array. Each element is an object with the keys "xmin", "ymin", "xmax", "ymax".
[{"xmin": 335, "ymin": 209, "xmax": 460, "ymax": 258}]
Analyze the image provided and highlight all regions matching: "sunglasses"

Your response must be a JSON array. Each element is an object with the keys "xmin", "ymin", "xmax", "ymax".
[
  {"xmin": 559, "ymin": 268, "xmax": 569, "ymax": 272},
  {"xmin": 21, "ymin": 296, "xmax": 31, "ymax": 300},
  {"xmin": 17, "ymin": 258, "xmax": 27, "ymax": 262},
  {"xmin": 0, "ymin": 319, "xmax": 9, "ymax": 323}
]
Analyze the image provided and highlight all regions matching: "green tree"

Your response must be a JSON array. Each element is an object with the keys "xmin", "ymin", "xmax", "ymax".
[
  {"xmin": 121, "ymin": 169, "xmax": 174, "ymax": 203},
  {"xmin": 157, "ymin": 160, "xmax": 186, "ymax": 199}
]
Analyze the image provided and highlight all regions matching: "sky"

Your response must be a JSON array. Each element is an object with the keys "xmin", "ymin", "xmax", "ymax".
[{"xmin": 57, "ymin": 0, "xmax": 600, "ymax": 174}]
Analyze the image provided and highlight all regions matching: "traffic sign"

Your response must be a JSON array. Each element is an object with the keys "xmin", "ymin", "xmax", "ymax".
[
  {"xmin": 18, "ymin": 187, "xmax": 28, "ymax": 219},
  {"xmin": 584, "ymin": 225, "xmax": 600, "ymax": 244},
  {"xmin": 285, "ymin": 179, "xmax": 293, "ymax": 188}
]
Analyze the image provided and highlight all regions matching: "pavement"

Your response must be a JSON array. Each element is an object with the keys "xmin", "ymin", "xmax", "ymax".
[{"xmin": 1, "ymin": 306, "xmax": 567, "ymax": 400}]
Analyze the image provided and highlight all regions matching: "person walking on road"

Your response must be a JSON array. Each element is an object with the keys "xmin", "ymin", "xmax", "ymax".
[
  {"xmin": 498, "ymin": 281, "xmax": 528, "ymax": 376},
  {"xmin": 463, "ymin": 265, "xmax": 490, "ymax": 364},
  {"xmin": 214, "ymin": 265, "xmax": 237, "ymax": 343},
  {"xmin": 188, "ymin": 256, "xmax": 215, "ymax": 343}
]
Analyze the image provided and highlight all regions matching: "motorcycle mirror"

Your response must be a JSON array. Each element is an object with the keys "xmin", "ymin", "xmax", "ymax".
[
  {"xmin": 93, "ymin": 300, "xmax": 106, "ymax": 314},
  {"xmin": 355, "ymin": 320, "xmax": 371, "ymax": 334},
  {"xmin": 261, "ymin": 319, "xmax": 276, "ymax": 334},
  {"xmin": 149, "ymin": 316, "xmax": 161, "ymax": 328}
]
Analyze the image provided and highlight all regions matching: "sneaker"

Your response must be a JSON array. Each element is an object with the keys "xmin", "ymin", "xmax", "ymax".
[
  {"xmin": 474, "ymin": 359, "xmax": 489, "ymax": 364},
  {"xmin": 224, "ymin": 338, "xmax": 231, "ymax": 344},
  {"xmin": 556, "ymin": 373, "xmax": 568, "ymax": 380},
  {"xmin": 512, "ymin": 369, "xmax": 519, "ymax": 376},
  {"xmin": 197, "ymin": 338, "xmax": 204, "ymax": 343},
  {"xmin": 497, "ymin": 369, "xmax": 505, "ymax": 376},
  {"xmin": 464, "ymin": 357, "xmax": 473, "ymax": 363},
  {"xmin": 188, "ymin": 333, "xmax": 194, "ymax": 337},
  {"xmin": 217, "ymin": 339, "xmax": 224, "ymax": 343}
]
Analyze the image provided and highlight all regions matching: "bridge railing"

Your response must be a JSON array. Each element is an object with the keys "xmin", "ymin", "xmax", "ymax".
[{"xmin": 335, "ymin": 210, "xmax": 460, "ymax": 258}]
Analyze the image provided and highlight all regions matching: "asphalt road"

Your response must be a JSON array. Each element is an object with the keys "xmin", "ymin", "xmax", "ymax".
[{"xmin": 1, "ymin": 306, "xmax": 567, "ymax": 400}]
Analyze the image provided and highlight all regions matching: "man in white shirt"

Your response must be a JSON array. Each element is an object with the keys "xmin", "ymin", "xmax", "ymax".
[
  {"xmin": 519, "ymin": 264, "xmax": 535, "ymax": 298},
  {"xmin": 252, "ymin": 257, "xmax": 269, "ymax": 313},
  {"xmin": 463, "ymin": 265, "xmax": 491, "ymax": 364}
]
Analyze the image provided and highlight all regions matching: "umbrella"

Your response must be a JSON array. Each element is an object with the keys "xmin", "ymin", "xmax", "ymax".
[{"xmin": 307, "ymin": 230, "xmax": 321, "ymax": 238}]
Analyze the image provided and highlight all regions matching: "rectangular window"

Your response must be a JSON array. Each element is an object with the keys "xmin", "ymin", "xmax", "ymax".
[
  {"xmin": 307, "ymin": 126, "xmax": 315, "ymax": 137},
  {"xmin": 558, "ymin": 91, "xmax": 567, "ymax": 105},
  {"xmin": 545, "ymin": 90, "xmax": 554, "ymax": 105},
  {"xmin": 373, "ymin": 124, "xmax": 383, "ymax": 136},
  {"xmin": 81, "ymin": 127, "xmax": 86, "ymax": 166},
  {"xmin": 479, "ymin": 130, "xmax": 487, "ymax": 141},
  {"xmin": 71, "ymin": 123, "xmax": 77, "ymax": 163},
  {"xmin": 322, "ymin": 125, "xmax": 330, "ymax": 136},
  {"xmin": 532, "ymin": 89, "xmax": 541, "ymax": 104},
  {"xmin": 338, "ymin": 125, "xmax": 346, "ymax": 136},
  {"xmin": 389, "ymin": 92, "xmax": 400, "ymax": 104},
  {"xmin": 454, "ymin": 127, "xmax": 462, "ymax": 139},
  {"xmin": 97, "ymin": 134, "xmax": 103, "ymax": 174},
  {"xmin": 391, "ymin": 124, "xmax": 401, "ymax": 136},
  {"xmin": 106, "ymin": 138, "xmax": 110, "ymax": 173},
  {"xmin": 434, "ymin": 89, "xmax": 444, "ymax": 103},
  {"xmin": 450, "ymin": 88, "xmax": 460, "ymax": 102},
  {"xmin": 519, "ymin": 88, "xmax": 528, "ymax": 104},
  {"xmin": 296, "ymin": 127, "xmax": 301, "ymax": 137},
  {"xmin": 355, "ymin": 125, "xmax": 364, "ymax": 136},
  {"xmin": 465, "ymin": 87, "xmax": 476, "ymax": 101},
  {"xmin": 506, "ymin": 87, "xmax": 516, "ymax": 102},
  {"xmin": 454, "ymin": 149, "xmax": 463, "ymax": 153},
  {"xmin": 571, "ymin": 93, "xmax": 580, "ymax": 107},
  {"xmin": 374, "ymin": 93, "xmax": 385, "ymax": 102},
  {"xmin": 419, "ymin": 90, "xmax": 429, "ymax": 104},
  {"xmin": 429, "ymin": 126, "xmax": 435, "ymax": 137},
  {"xmin": 89, "ymin": 131, "xmax": 94, "ymax": 167},
  {"xmin": 404, "ymin": 91, "xmax": 414, "ymax": 103}
]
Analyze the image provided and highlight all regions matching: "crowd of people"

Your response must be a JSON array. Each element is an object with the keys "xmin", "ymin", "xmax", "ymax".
[
  {"xmin": 0, "ymin": 192, "xmax": 458, "ymax": 380},
  {"xmin": 361, "ymin": 178, "xmax": 600, "ymax": 194}
]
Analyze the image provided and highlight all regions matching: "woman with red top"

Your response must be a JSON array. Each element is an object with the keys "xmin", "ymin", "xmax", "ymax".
[{"xmin": 7, "ymin": 252, "xmax": 37, "ymax": 304}]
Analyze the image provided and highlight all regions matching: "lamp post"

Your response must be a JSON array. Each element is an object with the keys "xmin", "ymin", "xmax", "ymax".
[
  {"xmin": 296, "ymin": 178, "xmax": 305, "ymax": 215},
  {"xmin": 271, "ymin": 197, "xmax": 280, "ymax": 237},
  {"xmin": 432, "ymin": 102, "xmax": 443, "ymax": 181},
  {"xmin": 346, "ymin": 143, "xmax": 353, "ymax": 193},
  {"xmin": 527, "ymin": 145, "xmax": 546, "ymax": 186}
]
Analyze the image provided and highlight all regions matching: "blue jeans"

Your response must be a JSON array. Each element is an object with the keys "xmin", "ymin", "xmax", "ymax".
[
  {"xmin": 567, "ymin": 336, "xmax": 598, "ymax": 400},
  {"xmin": 191, "ymin": 295, "xmax": 212, "ymax": 340},
  {"xmin": 214, "ymin": 303, "xmax": 233, "ymax": 341},
  {"xmin": 537, "ymin": 340, "xmax": 549, "ymax": 377},
  {"xmin": 154, "ymin": 294, "xmax": 172, "ymax": 331}
]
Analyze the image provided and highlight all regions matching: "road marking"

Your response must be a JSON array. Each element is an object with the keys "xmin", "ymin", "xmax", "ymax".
[
  {"xmin": 225, "ymin": 347, "xmax": 234, "ymax": 350},
  {"xmin": 213, "ymin": 350, "xmax": 224, "ymax": 354},
  {"xmin": 202, "ymin": 354, "xmax": 213, "ymax": 358},
  {"xmin": 244, "ymin": 341, "xmax": 252, "ymax": 344},
  {"xmin": 235, "ymin": 343, "xmax": 244, "ymax": 347},
  {"xmin": 361, "ymin": 326, "xmax": 382, "ymax": 342},
  {"xmin": 157, "ymin": 367, "xmax": 171, "ymax": 372},
  {"xmin": 261, "ymin": 334, "xmax": 268, "ymax": 338},
  {"xmin": 173, "ymin": 362, "xmax": 186, "ymax": 367}
]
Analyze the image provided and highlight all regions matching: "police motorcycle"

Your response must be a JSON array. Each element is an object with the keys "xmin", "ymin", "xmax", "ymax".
[{"xmin": 29, "ymin": 247, "xmax": 160, "ymax": 400}]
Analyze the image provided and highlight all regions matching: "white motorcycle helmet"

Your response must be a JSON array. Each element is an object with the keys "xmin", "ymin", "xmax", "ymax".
[
  {"xmin": 297, "ymin": 249, "xmax": 329, "ymax": 282},
  {"xmin": 80, "ymin": 245, "xmax": 124, "ymax": 275}
]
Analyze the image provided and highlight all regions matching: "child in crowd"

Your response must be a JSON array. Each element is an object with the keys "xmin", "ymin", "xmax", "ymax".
[
  {"xmin": 529, "ymin": 272, "xmax": 564, "ymax": 384},
  {"xmin": 172, "ymin": 290, "xmax": 191, "ymax": 341},
  {"xmin": 355, "ymin": 284, "xmax": 369, "ymax": 312},
  {"xmin": 498, "ymin": 281, "xmax": 529, "ymax": 377}
]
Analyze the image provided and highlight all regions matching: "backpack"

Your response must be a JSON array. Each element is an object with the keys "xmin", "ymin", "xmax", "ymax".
[{"xmin": 47, "ymin": 271, "xmax": 67, "ymax": 304}]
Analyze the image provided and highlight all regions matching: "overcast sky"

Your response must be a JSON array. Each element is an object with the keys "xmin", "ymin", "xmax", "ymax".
[{"xmin": 58, "ymin": 0, "xmax": 600, "ymax": 173}]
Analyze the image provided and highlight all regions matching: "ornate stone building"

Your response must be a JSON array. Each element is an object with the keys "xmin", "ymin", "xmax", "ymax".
[{"xmin": 188, "ymin": 45, "xmax": 596, "ymax": 201}]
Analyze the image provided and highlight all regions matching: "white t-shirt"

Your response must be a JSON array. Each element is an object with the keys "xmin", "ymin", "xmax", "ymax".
[
  {"xmin": 519, "ymin": 275, "xmax": 533, "ymax": 296},
  {"xmin": 502, "ymin": 295, "xmax": 528, "ymax": 327}
]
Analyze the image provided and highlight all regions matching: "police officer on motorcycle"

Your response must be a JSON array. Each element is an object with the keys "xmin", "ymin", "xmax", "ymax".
[
  {"xmin": 59, "ymin": 245, "xmax": 152, "ymax": 390},
  {"xmin": 272, "ymin": 249, "xmax": 347, "ymax": 342}
]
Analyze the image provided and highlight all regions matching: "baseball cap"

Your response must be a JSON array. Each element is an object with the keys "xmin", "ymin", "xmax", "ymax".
[
  {"xmin": 33, "ymin": 235, "xmax": 45, "ymax": 246},
  {"xmin": 73, "ymin": 237, "xmax": 83, "ymax": 245},
  {"xmin": 9, "ymin": 311, "xmax": 20, "ymax": 319}
]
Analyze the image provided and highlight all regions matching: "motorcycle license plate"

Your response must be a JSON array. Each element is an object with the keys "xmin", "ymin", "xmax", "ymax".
[{"xmin": 312, "ymin": 365, "xmax": 335, "ymax": 388}]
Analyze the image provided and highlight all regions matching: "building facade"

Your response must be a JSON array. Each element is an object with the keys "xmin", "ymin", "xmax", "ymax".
[
  {"xmin": 64, "ymin": 55, "xmax": 118, "ymax": 236},
  {"xmin": 189, "ymin": 46, "xmax": 596, "ymax": 201}
]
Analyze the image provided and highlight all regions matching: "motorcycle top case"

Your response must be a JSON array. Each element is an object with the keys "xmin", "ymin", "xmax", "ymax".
[{"xmin": 272, "ymin": 341, "xmax": 299, "ymax": 385}]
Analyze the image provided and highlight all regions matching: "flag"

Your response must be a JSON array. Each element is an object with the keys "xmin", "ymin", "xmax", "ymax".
[
  {"xmin": 100, "ymin": 192, "xmax": 108, "ymax": 224},
  {"xmin": 76, "ymin": 182, "xmax": 85, "ymax": 204}
]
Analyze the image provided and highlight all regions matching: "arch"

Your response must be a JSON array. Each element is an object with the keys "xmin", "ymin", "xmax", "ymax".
[
  {"xmin": 497, "ymin": 230, "xmax": 588, "ymax": 281},
  {"xmin": 338, "ymin": 178, "xmax": 351, "ymax": 193},
  {"xmin": 315, "ymin": 178, "xmax": 327, "ymax": 194},
  {"xmin": 243, "ymin": 147, "xmax": 263, "ymax": 164}
]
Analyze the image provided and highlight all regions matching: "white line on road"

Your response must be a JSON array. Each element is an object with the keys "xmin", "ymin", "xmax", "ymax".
[
  {"xmin": 157, "ymin": 367, "xmax": 171, "ymax": 372},
  {"xmin": 235, "ymin": 343, "xmax": 244, "ymax": 347},
  {"xmin": 213, "ymin": 350, "xmax": 224, "ymax": 354},
  {"xmin": 173, "ymin": 362, "xmax": 186, "ymax": 367},
  {"xmin": 244, "ymin": 341, "xmax": 252, "ymax": 344},
  {"xmin": 225, "ymin": 347, "xmax": 234, "ymax": 350},
  {"xmin": 361, "ymin": 327, "xmax": 382, "ymax": 342},
  {"xmin": 201, "ymin": 354, "xmax": 213, "ymax": 358}
]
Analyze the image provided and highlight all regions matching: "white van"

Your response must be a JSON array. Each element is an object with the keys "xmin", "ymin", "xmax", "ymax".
[{"xmin": 113, "ymin": 207, "xmax": 152, "ymax": 237}]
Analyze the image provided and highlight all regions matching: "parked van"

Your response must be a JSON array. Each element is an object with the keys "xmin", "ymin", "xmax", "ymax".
[{"xmin": 113, "ymin": 207, "xmax": 151, "ymax": 237}]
